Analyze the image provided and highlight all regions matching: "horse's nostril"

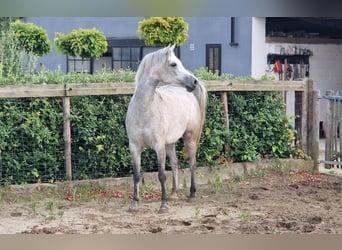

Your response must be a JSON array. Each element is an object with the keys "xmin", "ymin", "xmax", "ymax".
[{"xmin": 194, "ymin": 79, "xmax": 198, "ymax": 85}]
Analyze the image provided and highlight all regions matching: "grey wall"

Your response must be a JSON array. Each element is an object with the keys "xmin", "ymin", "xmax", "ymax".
[
  {"xmin": 24, "ymin": 17, "xmax": 253, "ymax": 76},
  {"xmin": 182, "ymin": 17, "xmax": 252, "ymax": 76}
]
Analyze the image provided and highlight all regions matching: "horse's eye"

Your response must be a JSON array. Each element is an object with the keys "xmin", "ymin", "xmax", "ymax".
[{"xmin": 170, "ymin": 62, "xmax": 177, "ymax": 67}]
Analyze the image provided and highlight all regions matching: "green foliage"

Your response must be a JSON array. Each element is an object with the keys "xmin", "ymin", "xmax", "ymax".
[
  {"xmin": 54, "ymin": 28, "xmax": 107, "ymax": 59},
  {"xmin": 198, "ymin": 93, "xmax": 228, "ymax": 166},
  {"xmin": 194, "ymin": 67, "xmax": 233, "ymax": 81},
  {"xmin": 0, "ymin": 17, "xmax": 19, "ymax": 31},
  {"xmin": 0, "ymin": 28, "xmax": 25, "ymax": 78},
  {"xmin": 228, "ymin": 91, "xmax": 303, "ymax": 162},
  {"xmin": 10, "ymin": 20, "xmax": 52, "ymax": 57},
  {"xmin": 0, "ymin": 68, "xmax": 135, "ymax": 85},
  {"xmin": 138, "ymin": 17, "xmax": 189, "ymax": 46},
  {"xmin": 70, "ymin": 95, "xmax": 132, "ymax": 179},
  {"xmin": 0, "ymin": 98, "xmax": 64, "ymax": 184}
]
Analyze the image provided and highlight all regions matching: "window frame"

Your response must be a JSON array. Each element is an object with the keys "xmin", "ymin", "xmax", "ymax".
[{"xmin": 206, "ymin": 44, "xmax": 222, "ymax": 75}]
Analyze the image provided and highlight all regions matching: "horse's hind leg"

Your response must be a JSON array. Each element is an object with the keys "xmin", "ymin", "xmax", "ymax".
[
  {"xmin": 166, "ymin": 143, "xmax": 179, "ymax": 199},
  {"xmin": 184, "ymin": 135, "xmax": 198, "ymax": 199},
  {"xmin": 155, "ymin": 145, "xmax": 168, "ymax": 213},
  {"xmin": 128, "ymin": 143, "xmax": 142, "ymax": 212}
]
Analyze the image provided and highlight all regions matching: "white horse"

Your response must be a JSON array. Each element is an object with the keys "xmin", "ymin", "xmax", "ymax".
[{"xmin": 125, "ymin": 45, "xmax": 207, "ymax": 213}]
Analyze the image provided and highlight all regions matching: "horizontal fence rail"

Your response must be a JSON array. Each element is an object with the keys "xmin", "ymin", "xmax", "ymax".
[{"xmin": 0, "ymin": 80, "xmax": 307, "ymax": 98}]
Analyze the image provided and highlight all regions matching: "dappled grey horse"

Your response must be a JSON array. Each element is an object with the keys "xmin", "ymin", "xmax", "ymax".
[{"xmin": 125, "ymin": 45, "xmax": 207, "ymax": 213}]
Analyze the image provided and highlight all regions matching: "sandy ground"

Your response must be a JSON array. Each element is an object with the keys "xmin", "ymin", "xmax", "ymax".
[
  {"xmin": 0, "ymin": 170, "xmax": 341, "ymax": 234},
  {"xmin": 0, "ymin": 139, "xmax": 341, "ymax": 234}
]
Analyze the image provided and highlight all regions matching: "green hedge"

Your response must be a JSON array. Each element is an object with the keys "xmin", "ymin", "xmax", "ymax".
[{"xmin": 0, "ymin": 69, "xmax": 305, "ymax": 184}]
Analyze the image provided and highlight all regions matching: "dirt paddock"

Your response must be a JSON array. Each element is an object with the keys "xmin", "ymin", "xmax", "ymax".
[{"xmin": 0, "ymin": 162, "xmax": 341, "ymax": 234}]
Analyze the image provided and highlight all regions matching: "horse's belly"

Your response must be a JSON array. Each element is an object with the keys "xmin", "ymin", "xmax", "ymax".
[{"xmin": 165, "ymin": 128, "xmax": 186, "ymax": 144}]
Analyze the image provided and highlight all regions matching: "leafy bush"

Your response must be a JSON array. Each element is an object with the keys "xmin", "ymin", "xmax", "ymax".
[
  {"xmin": 138, "ymin": 17, "xmax": 189, "ymax": 46},
  {"xmin": 0, "ymin": 27, "xmax": 25, "ymax": 77},
  {"xmin": 10, "ymin": 20, "xmax": 52, "ymax": 57},
  {"xmin": 197, "ymin": 93, "xmax": 228, "ymax": 166},
  {"xmin": 70, "ymin": 95, "xmax": 132, "ymax": 180},
  {"xmin": 228, "ymin": 91, "xmax": 297, "ymax": 162},
  {"xmin": 0, "ymin": 98, "xmax": 64, "ymax": 184},
  {"xmin": 54, "ymin": 28, "xmax": 107, "ymax": 59}
]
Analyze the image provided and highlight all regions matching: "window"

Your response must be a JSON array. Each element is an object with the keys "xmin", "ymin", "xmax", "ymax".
[
  {"xmin": 112, "ymin": 47, "xmax": 141, "ymax": 71},
  {"xmin": 67, "ymin": 56, "xmax": 91, "ymax": 73},
  {"xmin": 93, "ymin": 53, "xmax": 112, "ymax": 73},
  {"xmin": 206, "ymin": 44, "xmax": 222, "ymax": 75}
]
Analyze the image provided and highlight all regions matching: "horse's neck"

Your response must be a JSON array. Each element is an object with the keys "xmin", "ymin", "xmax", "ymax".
[{"xmin": 133, "ymin": 77, "xmax": 159, "ymax": 108}]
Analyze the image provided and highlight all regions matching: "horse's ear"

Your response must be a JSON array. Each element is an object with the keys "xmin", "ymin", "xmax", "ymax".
[{"xmin": 170, "ymin": 44, "xmax": 176, "ymax": 51}]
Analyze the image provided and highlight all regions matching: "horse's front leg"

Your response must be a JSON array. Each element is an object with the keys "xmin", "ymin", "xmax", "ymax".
[
  {"xmin": 128, "ymin": 144, "xmax": 141, "ymax": 212},
  {"xmin": 156, "ymin": 145, "xmax": 168, "ymax": 213}
]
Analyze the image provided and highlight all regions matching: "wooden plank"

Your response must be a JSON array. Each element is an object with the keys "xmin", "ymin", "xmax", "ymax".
[
  {"xmin": 0, "ymin": 80, "xmax": 307, "ymax": 99},
  {"xmin": 204, "ymin": 80, "xmax": 306, "ymax": 92},
  {"xmin": 65, "ymin": 82, "xmax": 136, "ymax": 96},
  {"xmin": 0, "ymin": 84, "xmax": 65, "ymax": 98}
]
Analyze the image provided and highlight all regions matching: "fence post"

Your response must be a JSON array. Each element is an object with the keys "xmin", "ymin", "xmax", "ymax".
[
  {"xmin": 63, "ymin": 95, "xmax": 72, "ymax": 180},
  {"xmin": 324, "ymin": 90, "xmax": 334, "ymax": 169},
  {"xmin": 295, "ymin": 79, "xmax": 309, "ymax": 153},
  {"xmin": 220, "ymin": 91, "xmax": 230, "ymax": 155},
  {"xmin": 307, "ymin": 88, "xmax": 320, "ymax": 173}
]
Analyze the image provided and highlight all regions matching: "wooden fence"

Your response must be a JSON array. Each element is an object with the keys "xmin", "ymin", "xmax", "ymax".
[
  {"xmin": 320, "ymin": 91, "xmax": 342, "ymax": 168},
  {"xmin": 0, "ymin": 79, "xmax": 319, "ymax": 178}
]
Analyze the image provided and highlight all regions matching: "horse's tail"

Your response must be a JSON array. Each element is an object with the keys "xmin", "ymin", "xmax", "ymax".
[{"xmin": 193, "ymin": 80, "xmax": 207, "ymax": 147}]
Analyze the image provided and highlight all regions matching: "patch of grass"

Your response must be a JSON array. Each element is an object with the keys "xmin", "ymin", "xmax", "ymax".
[
  {"xmin": 226, "ymin": 179, "xmax": 237, "ymax": 192},
  {"xmin": 195, "ymin": 207, "xmax": 201, "ymax": 216},
  {"xmin": 29, "ymin": 201, "xmax": 39, "ymax": 216},
  {"xmin": 234, "ymin": 174, "xmax": 244, "ymax": 182},
  {"xmin": 121, "ymin": 180, "xmax": 130, "ymax": 206},
  {"xmin": 250, "ymin": 168, "xmax": 268, "ymax": 178},
  {"xmin": 327, "ymin": 170, "xmax": 338, "ymax": 175},
  {"xmin": 271, "ymin": 162, "xmax": 293, "ymax": 176},
  {"xmin": 212, "ymin": 173, "xmax": 224, "ymax": 193},
  {"xmin": 145, "ymin": 180, "xmax": 158, "ymax": 191},
  {"xmin": 239, "ymin": 210, "xmax": 251, "ymax": 224},
  {"xmin": 45, "ymin": 200, "xmax": 55, "ymax": 213}
]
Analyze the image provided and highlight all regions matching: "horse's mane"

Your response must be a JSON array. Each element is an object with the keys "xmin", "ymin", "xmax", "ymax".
[{"xmin": 135, "ymin": 46, "xmax": 170, "ymax": 84}]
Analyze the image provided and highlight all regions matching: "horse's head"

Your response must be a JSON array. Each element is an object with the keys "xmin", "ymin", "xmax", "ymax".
[
  {"xmin": 137, "ymin": 45, "xmax": 198, "ymax": 92},
  {"xmin": 162, "ymin": 45, "xmax": 198, "ymax": 92}
]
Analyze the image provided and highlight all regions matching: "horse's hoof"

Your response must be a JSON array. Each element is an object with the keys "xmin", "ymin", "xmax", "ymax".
[
  {"xmin": 128, "ymin": 204, "xmax": 138, "ymax": 213},
  {"xmin": 158, "ymin": 205, "xmax": 169, "ymax": 214},
  {"xmin": 187, "ymin": 195, "xmax": 196, "ymax": 202},
  {"xmin": 128, "ymin": 207, "xmax": 138, "ymax": 213}
]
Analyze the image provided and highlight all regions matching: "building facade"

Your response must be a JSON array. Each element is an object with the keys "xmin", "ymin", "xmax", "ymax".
[{"xmin": 22, "ymin": 17, "xmax": 266, "ymax": 78}]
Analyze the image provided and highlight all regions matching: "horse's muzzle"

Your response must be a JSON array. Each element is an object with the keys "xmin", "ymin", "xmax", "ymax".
[{"xmin": 185, "ymin": 78, "xmax": 198, "ymax": 92}]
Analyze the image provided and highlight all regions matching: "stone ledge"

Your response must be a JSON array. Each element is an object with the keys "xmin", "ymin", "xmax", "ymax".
[{"xmin": 9, "ymin": 159, "xmax": 314, "ymax": 193}]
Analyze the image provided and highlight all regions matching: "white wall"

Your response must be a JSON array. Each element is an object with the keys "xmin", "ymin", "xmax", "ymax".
[
  {"xmin": 266, "ymin": 42, "xmax": 342, "ymax": 125},
  {"xmin": 251, "ymin": 18, "xmax": 266, "ymax": 78}
]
